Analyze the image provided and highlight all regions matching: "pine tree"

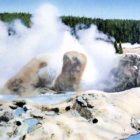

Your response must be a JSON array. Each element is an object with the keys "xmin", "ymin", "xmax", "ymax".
[
  {"xmin": 118, "ymin": 41, "xmax": 123, "ymax": 54},
  {"xmin": 114, "ymin": 41, "xmax": 119, "ymax": 53}
]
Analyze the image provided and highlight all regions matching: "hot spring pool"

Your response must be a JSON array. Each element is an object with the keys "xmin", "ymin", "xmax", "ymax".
[
  {"xmin": 0, "ymin": 92, "xmax": 75, "ymax": 104},
  {"xmin": 126, "ymin": 134, "xmax": 140, "ymax": 140}
]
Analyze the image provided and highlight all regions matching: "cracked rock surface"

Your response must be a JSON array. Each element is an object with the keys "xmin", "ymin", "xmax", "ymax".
[{"xmin": 1, "ymin": 88, "xmax": 140, "ymax": 140}]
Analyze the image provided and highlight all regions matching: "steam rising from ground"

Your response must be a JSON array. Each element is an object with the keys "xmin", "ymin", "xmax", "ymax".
[{"xmin": 0, "ymin": 3, "xmax": 117, "ymax": 90}]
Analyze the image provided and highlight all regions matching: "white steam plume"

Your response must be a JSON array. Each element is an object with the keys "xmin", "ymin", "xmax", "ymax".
[{"xmin": 0, "ymin": 3, "xmax": 118, "ymax": 90}]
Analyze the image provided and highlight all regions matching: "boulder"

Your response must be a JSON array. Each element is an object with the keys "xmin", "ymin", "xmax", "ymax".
[
  {"xmin": 4, "ymin": 58, "xmax": 47, "ymax": 96},
  {"xmin": 103, "ymin": 54, "xmax": 140, "ymax": 92},
  {"xmin": 54, "ymin": 51, "xmax": 87, "ymax": 92},
  {"xmin": 0, "ymin": 111, "xmax": 14, "ymax": 122}
]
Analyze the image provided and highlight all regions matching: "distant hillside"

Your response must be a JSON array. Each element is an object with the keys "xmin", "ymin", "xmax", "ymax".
[
  {"xmin": 62, "ymin": 16, "xmax": 140, "ymax": 44},
  {"xmin": 0, "ymin": 13, "xmax": 140, "ymax": 44}
]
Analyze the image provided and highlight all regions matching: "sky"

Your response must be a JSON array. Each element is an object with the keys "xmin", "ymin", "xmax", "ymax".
[{"xmin": 0, "ymin": 0, "xmax": 140, "ymax": 19}]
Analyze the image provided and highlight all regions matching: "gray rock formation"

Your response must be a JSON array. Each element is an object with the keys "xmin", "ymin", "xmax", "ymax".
[
  {"xmin": 54, "ymin": 51, "xmax": 87, "ymax": 92},
  {"xmin": 103, "ymin": 54, "xmax": 140, "ymax": 92},
  {"xmin": 0, "ymin": 111, "xmax": 14, "ymax": 122}
]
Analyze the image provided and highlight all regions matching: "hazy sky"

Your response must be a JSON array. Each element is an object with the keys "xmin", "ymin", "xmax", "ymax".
[{"xmin": 0, "ymin": 0, "xmax": 140, "ymax": 19}]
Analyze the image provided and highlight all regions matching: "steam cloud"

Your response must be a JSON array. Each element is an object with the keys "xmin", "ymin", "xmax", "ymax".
[{"xmin": 0, "ymin": 3, "xmax": 118, "ymax": 90}]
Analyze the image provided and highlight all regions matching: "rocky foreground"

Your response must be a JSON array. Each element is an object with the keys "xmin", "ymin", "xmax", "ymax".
[
  {"xmin": 1, "ymin": 52, "xmax": 140, "ymax": 140},
  {"xmin": 1, "ymin": 88, "xmax": 140, "ymax": 140}
]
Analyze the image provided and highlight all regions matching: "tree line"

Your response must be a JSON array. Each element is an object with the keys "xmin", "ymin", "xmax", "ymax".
[
  {"xmin": 0, "ymin": 13, "xmax": 31, "ymax": 27},
  {"xmin": 62, "ymin": 16, "xmax": 140, "ymax": 44},
  {"xmin": 0, "ymin": 13, "xmax": 140, "ymax": 53},
  {"xmin": 0, "ymin": 13, "xmax": 139, "ymax": 44}
]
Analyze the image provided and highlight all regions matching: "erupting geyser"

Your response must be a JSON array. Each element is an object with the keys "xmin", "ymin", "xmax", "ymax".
[
  {"xmin": 1, "ymin": 2, "xmax": 140, "ymax": 140},
  {"xmin": 0, "ymin": 3, "xmax": 118, "ymax": 94}
]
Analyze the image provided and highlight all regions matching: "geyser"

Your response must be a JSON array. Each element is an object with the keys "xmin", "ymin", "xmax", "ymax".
[{"xmin": 0, "ymin": 3, "xmax": 118, "ymax": 92}]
